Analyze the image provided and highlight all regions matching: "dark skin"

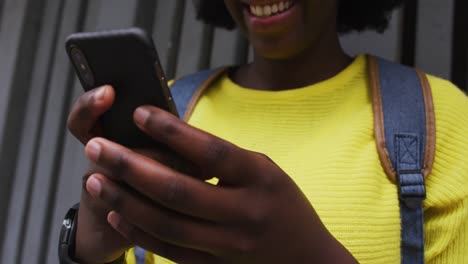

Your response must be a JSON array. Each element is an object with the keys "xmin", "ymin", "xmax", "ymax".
[
  {"xmin": 225, "ymin": 0, "xmax": 352, "ymax": 90},
  {"xmin": 69, "ymin": 0, "xmax": 357, "ymax": 263}
]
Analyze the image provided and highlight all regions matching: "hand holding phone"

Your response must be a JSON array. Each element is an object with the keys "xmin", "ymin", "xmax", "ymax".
[
  {"xmin": 66, "ymin": 28, "xmax": 178, "ymax": 148},
  {"xmin": 63, "ymin": 28, "xmax": 185, "ymax": 263}
]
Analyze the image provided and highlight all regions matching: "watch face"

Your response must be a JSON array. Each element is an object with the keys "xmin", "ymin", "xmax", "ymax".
[
  {"xmin": 63, "ymin": 218, "xmax": 72, "ymax": 229},
  {"xmin": 59, "ymin": 204, "xmax": 80, "ymax": 263},
  {"xmin": 59, "ymin": 205, "xmax": 80, "ymax": 264},
  {"xmin": 60, "ymin": 208, "xmax": 77, "ymax": 244}
]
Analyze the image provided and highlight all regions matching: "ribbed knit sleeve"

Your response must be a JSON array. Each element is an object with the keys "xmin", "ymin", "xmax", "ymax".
[{"xmin": 424, "ymin": 76, "xmax": 468, "ymax": 263}]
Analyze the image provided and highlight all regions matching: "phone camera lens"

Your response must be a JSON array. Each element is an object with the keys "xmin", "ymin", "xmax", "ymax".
[{"xmin": 70, "ymin": 47, "xmax": 95, "ymax": 87}]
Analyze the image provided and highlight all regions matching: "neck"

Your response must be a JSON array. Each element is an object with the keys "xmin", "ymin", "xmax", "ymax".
[{"xmin": 232, "ymin": 29, "xmax": 352, "ymax": 91}]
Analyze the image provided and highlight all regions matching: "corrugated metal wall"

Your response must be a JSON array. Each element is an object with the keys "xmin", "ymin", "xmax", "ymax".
[{"xmin": 0, "ymin": 1, "xmax": 465, "ymax": 263}]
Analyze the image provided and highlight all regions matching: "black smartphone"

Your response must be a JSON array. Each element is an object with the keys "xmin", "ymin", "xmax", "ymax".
[{"xmin": 66, "ymin": 28, "xmax": 178, "ymax": 148}]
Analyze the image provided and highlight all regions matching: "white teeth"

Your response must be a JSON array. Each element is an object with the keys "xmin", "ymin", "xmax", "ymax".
[
  {"xmin": 256, "ymin": 5, "xmax": 263, "ymax": 16},
  {"xmin": 250, "ymin": 5, "xmax": 256, "ymax": 15},
  {"xmin": 279, "ymin": 2, "xmax": 285, "ymax": 12},
  {"xmin": 271, "ymin": 4, "xmax": 278, "ymax": 14},
  {"xmin": 249, "ymin": 1, "xmax": 293, "ymax": 18},
  {"xmin": 264, "ymin": 5, "xmax": 272, "ymax": 16}
]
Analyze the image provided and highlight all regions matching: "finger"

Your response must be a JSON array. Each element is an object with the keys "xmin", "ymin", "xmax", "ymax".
[
  {"xmin": 133, "ymin": 106, "xmax": 252, "ymax": 184},
  {"xmin": 134, "ymin": 148, "xmax": 204, "ymax": 180},
  {"xmin": 67, "ymin": 85, "xmax": 115, "ymax": 144},
  {"xmin": 86, "ymin": 149, "xmax": 203, "ymax": 185},
  {"xmin": 85, "ymin": 138, "xmax": 245, "ymax": 223},
  {"xmin": 107, "ymin": 212, "xmax": 219, "ymax": 264},
  {"xmin": 82, "ymin": 163, "xmax": 117, "ymax": 207},
  {"xmin": 87, "ymin": 174, "xmax": 243, "ymax": 255}
]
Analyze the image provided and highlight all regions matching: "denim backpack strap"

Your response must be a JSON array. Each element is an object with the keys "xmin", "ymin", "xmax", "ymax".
[
  {"xmin": 134, "ymin": 247, "xmax": 146, "ymax": 264},
  {"xmin": 170, "ymin": 67, "xmax": 230, "ymax": 121},
  {"xmin": 368, "ymin": 55, "xmax": 436, "ymax": 264}
]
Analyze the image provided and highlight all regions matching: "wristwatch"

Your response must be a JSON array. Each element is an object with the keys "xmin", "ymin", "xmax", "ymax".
[
  {"xmin": 59, "ymin": 203, "xmax": 80, "ymax": 264},
  {"xmin": 59, "ymin": 203, "xmax": 126, "ymax": 264}
]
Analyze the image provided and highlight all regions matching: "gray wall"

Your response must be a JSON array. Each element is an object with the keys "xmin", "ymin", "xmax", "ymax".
[{"xmin": 0, "ymin": 1, "xmax": 464, "ymax": 263}]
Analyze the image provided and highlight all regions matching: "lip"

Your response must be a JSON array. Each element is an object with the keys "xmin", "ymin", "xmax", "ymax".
[
  {"xmin": 242, "ymin": 1, "xmax": 300, "ymax": 33},
  {"xmin": 240, "ymin": 0, "xmax": 295, "ymax": 5}
]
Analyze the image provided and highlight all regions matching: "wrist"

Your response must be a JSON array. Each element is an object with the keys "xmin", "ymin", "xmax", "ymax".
[
  {"xmin": 74, "ymin": 202, "xmax": 129, "ymax": 263},
  {"xmin": 59, "ymin": 203, "xmax": 126, "ymax": 264}
]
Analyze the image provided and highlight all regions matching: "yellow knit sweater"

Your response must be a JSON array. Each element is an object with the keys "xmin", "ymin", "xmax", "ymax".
[{"xmin": 127, "ymin": 55, "xmax": 468, "ymax": 263}]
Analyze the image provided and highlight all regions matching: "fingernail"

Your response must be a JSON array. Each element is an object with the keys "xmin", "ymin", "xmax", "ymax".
[
  {"xmin": 94, "ymin": 86, "xmax": 107, "ymax": 101},
  {"xmin": 87, "ymin": 175, "xmax": 102, "ymax": 198},
  {"xmin": 134, "ymin": 107, "xmax": 150, "ymax": 126},
  {"xmin": 86, "ymin": 140, "xmax": 101, "ymax": 161},
  {"xmin": 107, "ymin": 211, "xmax": 121, "ymax": 229}
]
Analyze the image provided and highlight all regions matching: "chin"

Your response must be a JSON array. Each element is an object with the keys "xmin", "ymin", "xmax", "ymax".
[{"xmin": 252, "ymin": 37, "xmax": 310, "ymax": 61}]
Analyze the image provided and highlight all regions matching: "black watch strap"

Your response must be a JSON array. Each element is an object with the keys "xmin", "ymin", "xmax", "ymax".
[
  {"xmin": 58, "ymin": 203, "xmax": 127, "ymax": 264},
  {"xmin": 59, "ymin": 203, "xmax": 80, "ymax": 264}
]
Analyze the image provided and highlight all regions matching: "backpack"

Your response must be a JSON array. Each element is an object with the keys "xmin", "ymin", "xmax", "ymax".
[{"xmin": 165, "ymin": 55, "xmax": 435, "ymax": 264}]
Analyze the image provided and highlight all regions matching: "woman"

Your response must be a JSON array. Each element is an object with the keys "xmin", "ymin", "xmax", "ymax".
[{"xmin": 65, "ymin": 0, "xmax": 468, "ymax": 263}]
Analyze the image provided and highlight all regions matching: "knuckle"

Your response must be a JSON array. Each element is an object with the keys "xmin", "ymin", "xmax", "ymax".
[
  {"xmin": 152, "ymin": 212, "xmax": 183, "ymax": 242},
  {"xmin": 67, "ymin": 111, "xmax": 82, "ymax": 139},
  {"xmin": 81, "ymin": 173, "xmax": 91, "ymax": 191},
  {"xmin": 229, "ymin": 236, "xmax": 257, "ymax": 257},
  {"xmin": 76, "ymin": 95, "xmax": 93, "ymax": 120},
  {"xmin": 244, "ymin": 206, "xmax": 268, "ymax": 228},
  {"xmin": 253, "ymin": 152, "xmax": 284, "ymax": 192},
  {"xmin": 205, "ymin": 138, "xmax": 232, "ymax": 165},
  {"xmin": 106, "ymin": 189, "xmax": 124, "ymax": 211},
  {"xmin": 158, "ymin": 115, "xmax": 180, "ymax": 137},
  {"xmin": 256, "ymin": 152, "xmax": 273, "ymax": 162},
  {"xmin": 121, "ymin": 223, "xmax": 139, "ymax": 244},
  {"xmin": 68, "ymin": 97, "xmax": 93, "ymax": 139},
  {"xmin": 240, "ymin": 201, "xmax": 271, "ymax": 237},
  {"xmin": 260, "ymin": 171, "xmax": 282, "ymax": 193},
  {"xmin": 81, "ymin": 163, "xmax": 98, "ymax": 190},
  {"xmin": 161, "ymin": 178, "xmax": 187, "ymax": 207},
  {"xmin": 109, "ymin": 151, "xmax": 131, "ymax": 179}
]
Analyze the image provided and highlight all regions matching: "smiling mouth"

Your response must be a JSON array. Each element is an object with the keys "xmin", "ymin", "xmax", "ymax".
[{"xmin": 244, "ymin": 0, "xmax": 296, "ymax": 18}]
